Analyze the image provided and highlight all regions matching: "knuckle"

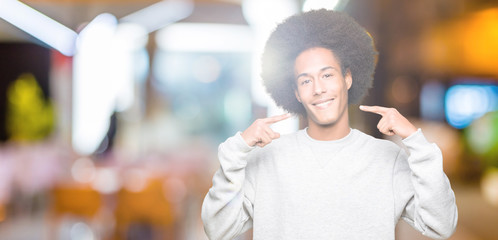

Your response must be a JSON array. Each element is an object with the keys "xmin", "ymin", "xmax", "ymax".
[{"xmin": 256, "ymin": 128, "xmax": 264, "ymax": 135}]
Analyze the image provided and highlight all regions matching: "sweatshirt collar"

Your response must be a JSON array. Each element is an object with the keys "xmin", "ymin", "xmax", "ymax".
[{"xmin": 300, "ymin": 127, "xmax": 356, "ymax": 146}]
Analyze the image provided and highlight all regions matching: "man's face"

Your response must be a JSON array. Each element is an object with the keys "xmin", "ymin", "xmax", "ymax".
[{"xmin": 294, "ymin": 47, "xmax": 352, "ymax": 128}]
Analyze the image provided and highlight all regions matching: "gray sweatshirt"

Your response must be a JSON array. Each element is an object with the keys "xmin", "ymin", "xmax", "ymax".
[{"xmin": 202, "ymin": 128, "xmax": 458, "ymax": 240}]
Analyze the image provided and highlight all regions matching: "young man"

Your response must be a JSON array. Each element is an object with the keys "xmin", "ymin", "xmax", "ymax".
[{"xmin": 202, "ymin": 9, "xmax": 457, "ymax": 240}]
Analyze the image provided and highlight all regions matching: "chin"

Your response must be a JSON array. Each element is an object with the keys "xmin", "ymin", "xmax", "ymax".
[{"xmin": 310, "ymin": 116, "xmax": 338, "ymax": 127}]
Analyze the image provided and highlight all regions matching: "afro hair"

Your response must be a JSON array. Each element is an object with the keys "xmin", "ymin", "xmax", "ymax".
[{"xmin": 261, "ymin": 9, "xmax": 378, "ymax": 116}]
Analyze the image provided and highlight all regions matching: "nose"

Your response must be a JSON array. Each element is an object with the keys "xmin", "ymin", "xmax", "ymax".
[{"xmin": 313, "ymin": 78, "xmax": 326, "ymax": 95}]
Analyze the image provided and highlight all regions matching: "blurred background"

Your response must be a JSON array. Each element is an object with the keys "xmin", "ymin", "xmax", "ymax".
[{"xmin": 0, "ymin": 0, "xmax": 497, "ymax": 239}]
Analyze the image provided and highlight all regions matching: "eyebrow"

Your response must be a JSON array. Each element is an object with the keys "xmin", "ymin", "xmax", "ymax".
[{"xmin": 296, "ymin": 66, "xmax": 337, "ymax": 80}]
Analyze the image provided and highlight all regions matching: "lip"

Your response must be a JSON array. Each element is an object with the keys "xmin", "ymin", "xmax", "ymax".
[{"xmin": 312, "ymin": 98, "xmax": 334, "ymax": 108}]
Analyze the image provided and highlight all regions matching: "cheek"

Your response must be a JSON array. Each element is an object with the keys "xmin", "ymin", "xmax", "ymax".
[
  {"xmin": 295, "ymin": 87, "xmax": 308, "ymax": 101},
  {"xmin": 323, "ymin": 81, "xmax": 339, "ymax": 93},
  {"xmin": 329, "ymin": 80, "xmax": 347, "ymax": 92}
]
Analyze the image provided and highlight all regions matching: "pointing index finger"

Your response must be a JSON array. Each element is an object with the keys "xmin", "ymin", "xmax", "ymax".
[
  {"xmin": 266, "ymin": 113, "xmax": 292, "ymax": 124},
  {"xmin": 359, "ymin": 105, "xmax": 388, "ymax": 116}
]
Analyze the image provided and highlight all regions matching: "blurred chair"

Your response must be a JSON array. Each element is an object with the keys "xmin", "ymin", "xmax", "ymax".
[
  {"xmin": 113, "ymin": 178, "xmax": 175, "ymax": 240},
  {"xmin": 0, "ymin": 203, "xmax": 5, "ymax": 223},
  {"xmin": 51, "ymin": 185, "xmax": 102, "ymax": 218},
  {"xmin": 49, "ymin": 184, "xmax": 104, "ymax": 239}
]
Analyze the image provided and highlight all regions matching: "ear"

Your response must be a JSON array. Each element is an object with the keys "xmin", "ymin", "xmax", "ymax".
[
  {"xmin": 294, "ymin": 89, "xmax": 302, "ymax": 103},
  {"xmin": 345, "ymin": 68, "xmax": 352, "ymax": 90}
]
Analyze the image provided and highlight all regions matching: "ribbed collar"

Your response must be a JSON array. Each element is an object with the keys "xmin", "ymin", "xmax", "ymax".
[{"xmin": 299, "ymin": 127, "xmax": 357, "ymax": 146}]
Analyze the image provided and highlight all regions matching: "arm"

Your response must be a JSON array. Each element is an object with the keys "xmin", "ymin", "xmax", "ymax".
[
  {"xmin": 395, "ymin": 130, "xmax": 458, "ymax": 239},
  {"xmin": 201, "ymin": 113, "xmax": 290, "ymax": 240},
  {"xmin": 359, "ymin": 105, "xmax": 457, "ymax": 238},
  {"xmin": 201, "ymin": 132, "xmax": 255, "ymax": 240}
]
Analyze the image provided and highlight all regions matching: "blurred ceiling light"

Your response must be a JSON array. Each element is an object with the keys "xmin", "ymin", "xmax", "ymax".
[
  {"xmin": 460, "ymin": 8, "xmax": 498, "ymax": 77},
  {"xmin": 466, "ymin": 111, "xmax": 498, "ymax": 157},
  {"xmin": 242, "ymin": 0, "xmax": 298, "ymax": 108},
  {"xmin": 73, "ymin": 0, "xmax": 192, "ymax": 155},
  {"xmin": 111, "ymin": 23, "xmax": 148, "ymax": 112},
  {"xmin": 302, "ymin": 0, "xmax": 349, "ymax": 11},
  {"xmin": 92, "ymin": 168, "xmax": 120, "ymax": 194},
  {"xmin": 120, "ymin": 0, "xmax": 193, "ymax": 33},
  {"xmin": 242, "ymin": 0, "xmax": 298, "ymax": 29},
  {"xmin": 76, "ymin": 13, "xmax": 118, "ymax": 51},
  {"xmin": 73, "ymin": 13, "xmax": 118, "ymax": 156},
  {"xmin": 481, "ymin": 168, "xmax": 498, "ymax": 207},
  {"xmin": 70, "ymin": 222, "xmax": 95, "ymax": 240},
  {"xmin": 123, "ymin": 168, "xmax": 149, "ymax": 193},
  {"xmin": 445, "ymin": 84, "xmax": 498, "ymax": 129},
  {"xmin": 113, "ymin": 23, "xmax": 149, "ymax": 52},
  {"xmin": 156, "ymin": 23, "xmax": 253, "ymax": 52},
  {"xmin": 0, "ymin": 0, "xmax": 77, "ymax": 56},
  {"xmin": 71, "ymin": 157, "xmax": 96, "ymax": 183},
  {"xmin": 421, "ymin": 8, "xmax": 498, "ymax": 78}
]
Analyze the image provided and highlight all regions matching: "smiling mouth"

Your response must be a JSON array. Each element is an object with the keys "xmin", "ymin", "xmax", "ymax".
[{"xmin": 312, "ymin": 98, "xmax": 334, "ymax": 108}]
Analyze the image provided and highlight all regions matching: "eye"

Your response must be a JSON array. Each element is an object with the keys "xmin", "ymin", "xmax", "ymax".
[
  {"xmin": 301, "ymin": 79, "xmax": 312, "ymax": 85},
  {"xmin": 323, "ymin": 73, "xmax": 333, "ymax": 79}
]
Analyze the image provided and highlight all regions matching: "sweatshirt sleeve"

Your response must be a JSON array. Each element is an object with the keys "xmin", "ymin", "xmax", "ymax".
[
  {"xmin": 393, "ymin": 129, "xmax": 458, "ymax": 239},
  {"xmin": 201, "ymin": 132, "xmax": 256, "ymax": 240}
]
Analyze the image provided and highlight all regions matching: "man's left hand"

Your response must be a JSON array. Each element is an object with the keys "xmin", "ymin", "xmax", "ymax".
[{"xmin": 359, "ymin": 105, "xmax": 417, "ymax": 139}]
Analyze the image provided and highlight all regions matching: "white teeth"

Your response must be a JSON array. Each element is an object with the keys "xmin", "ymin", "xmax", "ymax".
[{"xmin": 314, "ymin": 100, "xmax": 332, "ymax": 107}]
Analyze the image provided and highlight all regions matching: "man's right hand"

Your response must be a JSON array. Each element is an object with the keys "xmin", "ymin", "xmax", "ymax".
[{"xmin": 241, "ymin": 113, "xmax": 291, "ymax": 147}]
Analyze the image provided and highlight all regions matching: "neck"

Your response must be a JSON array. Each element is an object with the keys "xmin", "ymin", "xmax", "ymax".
[{"xmin": 306, "ymin": 113, "xmax": 351, "ymax": 141}]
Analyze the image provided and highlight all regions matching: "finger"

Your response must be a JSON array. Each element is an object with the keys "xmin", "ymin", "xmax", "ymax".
[
  {"xmin": 377, "ymin": 123, "xmax": 389, "ymax": 135},
  {"xmin": 379, "ymin": 122, "xmax": 395, "ymax": 136},
  {"xmin": 265, "ymin": 127, "xmax": 280, "ymax": 140},
  {"xmin": 378, "ymin": 125, "xmax": 391, "ymax": 135},
  {"xmin": 265, "ymin": 113, "xmax": 292, "ymax": 124},
  {"xmin": 257, "ymin": 141, "xmax": 269, "ymax": 148},
  {"xmin": 256, "ymin": 141, "xmax": 266, "ymax": 147},
  {"xmin": 374, "ymin": 117, "xmax": 389, "ymax": 135},
  {"xmin": 384, "ymin": 129, "xmax": 395, "ymax": 136},
  {"xmin": 377, "ymin": 117, "xmax": 385, "ymax": 130},
  {"xmin": 273, "ymin": 132, "xmax": 281, "ymax": 139},
  {"xmin": 259, "ymin": 135, "xmax": 272, "ymax": 147},
  {"xmin": 359, "ymin": 105, "xmax": 388, "ymax": 116}
]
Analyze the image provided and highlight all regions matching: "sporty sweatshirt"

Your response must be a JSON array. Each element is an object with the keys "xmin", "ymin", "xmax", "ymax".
[{"xmin": 201, "ymin": 128, "xmax": 458, "ymax": 240}]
